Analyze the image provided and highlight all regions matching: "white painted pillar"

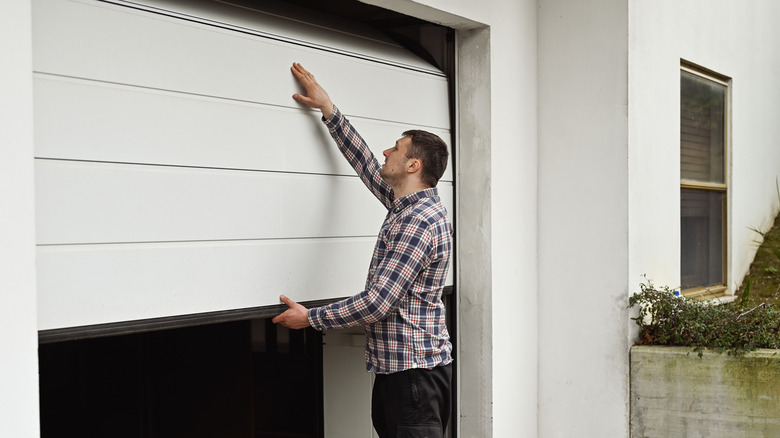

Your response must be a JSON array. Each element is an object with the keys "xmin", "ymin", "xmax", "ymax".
[
  {"xmin": 0, "ymin": 1, "xmax": 40, "ymax": 436},
  {"xmin": 487, "ymin": 0, "xmax": 539, "ymax": 435},
  {"xmin": 538, "ymin": 0, "xmax": 630, "ymax": 436}
]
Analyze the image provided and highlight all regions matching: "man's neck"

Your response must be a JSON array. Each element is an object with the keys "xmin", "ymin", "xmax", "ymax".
[{"xmin": 391, "ymin": 181, "xmax": 429, "ymax": 200}]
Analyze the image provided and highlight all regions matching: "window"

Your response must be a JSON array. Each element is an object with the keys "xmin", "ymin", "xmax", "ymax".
[{"xmin": 680, "ymin": 65, "xmax": 729, "ymax": 296}]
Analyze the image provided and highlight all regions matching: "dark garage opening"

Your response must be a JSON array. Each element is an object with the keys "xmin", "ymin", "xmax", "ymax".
[{"xmin": 39, "ymin": 319, "xmax": 323, "ymax": 438}]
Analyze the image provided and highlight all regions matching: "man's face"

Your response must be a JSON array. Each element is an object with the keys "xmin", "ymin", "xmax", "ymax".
[{"xmin": 380, "ymin": 136, "xmax": 413, "ymax": 185}]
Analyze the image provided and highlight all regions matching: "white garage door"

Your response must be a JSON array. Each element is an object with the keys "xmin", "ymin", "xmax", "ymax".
[{"xmin": 33, "ymin": 0, "xmax": 453, "ymax": 331}]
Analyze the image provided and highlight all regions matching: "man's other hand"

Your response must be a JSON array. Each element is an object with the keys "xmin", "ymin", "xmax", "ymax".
[
  {"xmin": 291, "ymin": 62, "xmax": 334, "ymax": 119},
  {"xmin": 272, "ymin": 295, "xmax": 311, "ymax": 329}
]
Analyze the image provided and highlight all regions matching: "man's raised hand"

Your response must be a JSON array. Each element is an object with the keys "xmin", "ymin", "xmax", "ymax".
[
  {"xmin": 291, "ymin": 62, "xmax": 334, "ymax": 119},
  {"xmin": 272, "ymin": 295, "xmax": 311, "ymax": 330}
]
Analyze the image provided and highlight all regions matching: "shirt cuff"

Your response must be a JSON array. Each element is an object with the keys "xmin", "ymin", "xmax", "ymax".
[
  {"xmin": 322, "ymin": 105, "xmax": 343, "ymax": 129},
  {"xmin": 307, "ymin": 307, "xmax": 324, "ymax": 331}
]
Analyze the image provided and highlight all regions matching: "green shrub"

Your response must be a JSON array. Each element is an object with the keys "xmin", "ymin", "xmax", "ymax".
[{"xmin": 629, "ymin": 280, "xmax": 780, "ymax": 356}]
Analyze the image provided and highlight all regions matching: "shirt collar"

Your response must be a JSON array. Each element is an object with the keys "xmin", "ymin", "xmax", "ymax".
[{"xmin": 391, "ymin": 187, "xmax": 439, "ymax": 213}]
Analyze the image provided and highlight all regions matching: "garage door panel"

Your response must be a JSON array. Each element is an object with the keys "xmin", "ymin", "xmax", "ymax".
[
  {"xmin": 36, "ymin": 159, "xmax": 383, "ymax": 244},
  {"xmin": 36, "ymin": 237, "xmax": 374, "ymax": 330},
  {"xmin": 32, "ymin": 0, "xmax": 449, "ymax": 129},
  {"xmin": 34, "ymin": 0, "xmax": 453, "ymax": 331},
  {"xmin": 38, "ymin": 234, "xmax": 454, "ymax": 330},
  {"xmin": 33, "ymin": 75, "xmax": 453, "ymax": 181},
  {"xmin": 122, "ymin": 0, "xmax": 436, "ymax": 73},
  {"xmin": 36, "ymin": 159, "xmax": 454, "ymax": 245}
]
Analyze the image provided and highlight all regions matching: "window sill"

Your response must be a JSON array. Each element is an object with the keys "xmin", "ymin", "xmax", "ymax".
[{"xmin": 682, "ymin": 286, "xmax": 736, "ymax": 304}]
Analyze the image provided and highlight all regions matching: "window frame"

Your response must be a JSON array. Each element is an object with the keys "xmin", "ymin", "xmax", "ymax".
[{"xmin": 679, "ymin": 62, "xmax": 731, "ymax": 298}]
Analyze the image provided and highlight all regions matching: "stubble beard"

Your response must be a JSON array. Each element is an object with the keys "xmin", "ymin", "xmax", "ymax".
[{"xmin": 379, "ymin": 165, "xmax": 397, "ymax": 186}]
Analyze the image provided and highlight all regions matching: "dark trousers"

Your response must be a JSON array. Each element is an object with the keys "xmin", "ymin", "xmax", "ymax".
[{"xmin": 371, "ymin": 363, "xmax": 452, "ymax": 438}]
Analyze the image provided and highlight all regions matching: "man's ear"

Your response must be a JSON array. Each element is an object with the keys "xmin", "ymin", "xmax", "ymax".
[{"xmin": 406, "ymin": 158, "xmax": 422, "ymax": 174}]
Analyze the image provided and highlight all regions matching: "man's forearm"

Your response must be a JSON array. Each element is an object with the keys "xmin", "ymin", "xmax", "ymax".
[{"xmin": 323, "ymin": 106, "xmax": 394, "ymax": 208}]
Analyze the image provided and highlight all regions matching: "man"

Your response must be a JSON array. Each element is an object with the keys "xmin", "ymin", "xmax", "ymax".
[{"xmin": 273, "ymin": 62, "xmax": 453, "ymax": 438}]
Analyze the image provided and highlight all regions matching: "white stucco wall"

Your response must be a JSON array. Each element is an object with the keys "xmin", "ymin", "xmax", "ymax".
[
  {"xmin": 538, "ymin": 0, "xmax": 630, "ymax": 437},
  {"xmin": 0, "ymin": 0, "xmax": 40, "ymax": 436},
  {"xmin": 628, "ymin": 0, "xmax": 780, "ymax": 295}
]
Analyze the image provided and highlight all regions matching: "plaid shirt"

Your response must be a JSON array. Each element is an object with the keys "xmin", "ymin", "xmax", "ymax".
[{"xmin": 307, "ymin": 106, "xmax": 453, "ymax": 374}]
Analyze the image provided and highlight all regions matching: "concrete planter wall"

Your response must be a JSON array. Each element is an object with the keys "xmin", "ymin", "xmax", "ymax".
[{"xmin": 630, "ymin": 345, "xmax": 780, "ymax": 437}]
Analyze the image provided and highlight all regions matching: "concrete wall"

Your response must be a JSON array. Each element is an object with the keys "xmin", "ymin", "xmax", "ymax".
[
  {"xmin": 455, "ymin": 26, "xmax": 495, "ymax": 438},
  {"xmin": 628, "ymin": 0, "xmax": 780, "ymax": 294},
  {"xmin": 631, "ymin": 346, "xmax": 780, "ymax": 437},
  {"xmin": 0, "ymin": 0, "xmax": 40, "ymax": 436}
]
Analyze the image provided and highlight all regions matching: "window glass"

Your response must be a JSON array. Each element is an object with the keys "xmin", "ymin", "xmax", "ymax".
[
  {"xmin": 680, "ymin": 71, "xmax": 726, "ymax": 184},
  {"xmin": 680, "ymin": 66, "xmax": 728, "ymax": 293},
  {"xmin": 681, "ymin": 188, "xmax": 724, "ymax": 290}
]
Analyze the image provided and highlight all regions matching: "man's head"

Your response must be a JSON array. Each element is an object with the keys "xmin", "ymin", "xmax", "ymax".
[{"xmin": 401, "ymin": 130, "xmax": 449, "ymax": 188}]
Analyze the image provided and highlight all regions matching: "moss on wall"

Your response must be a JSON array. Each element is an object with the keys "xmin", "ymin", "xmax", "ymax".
[{"xmin": 630, "ymin": 345, "xmax": 780, "ymax": 437}]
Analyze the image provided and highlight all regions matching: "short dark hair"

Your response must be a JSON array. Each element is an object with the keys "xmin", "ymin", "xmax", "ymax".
[{"xmin": 402, "ymin": 130, "xmax": 449, "ymax": 187}]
